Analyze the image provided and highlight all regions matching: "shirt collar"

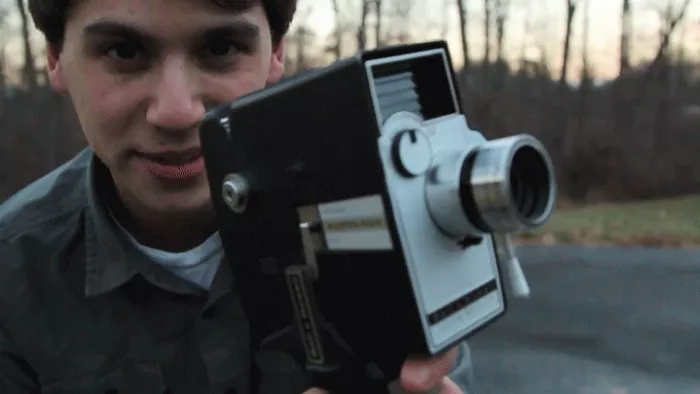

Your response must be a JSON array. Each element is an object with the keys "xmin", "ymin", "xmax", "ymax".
[
  {"xmin": 83, "ymin": 152, "xmax": 137, "ymax": 296},
  {"xmin": 82, "ymin": 151, "xmax": 231, "ymax": 298}
]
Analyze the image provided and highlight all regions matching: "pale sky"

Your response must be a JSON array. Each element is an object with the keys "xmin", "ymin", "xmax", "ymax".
[{"xmin": 2, "ymin": 0, "xmax": 700, "ymax": 82}]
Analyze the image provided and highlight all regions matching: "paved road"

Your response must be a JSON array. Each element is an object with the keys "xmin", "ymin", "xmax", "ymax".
[{"xmin": 468, "ymin": 245, "xmax": 700, "ymax": 394}]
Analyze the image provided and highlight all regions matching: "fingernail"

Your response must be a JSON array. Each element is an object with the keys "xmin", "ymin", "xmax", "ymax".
[{"xmin": 415, "ymin": 365, "xmax": 432, "ymax": 386}]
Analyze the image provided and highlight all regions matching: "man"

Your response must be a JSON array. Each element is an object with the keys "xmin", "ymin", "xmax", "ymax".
[{"xmin": 0, "ymin": 0, "xmax": 477, "ymax": 393}]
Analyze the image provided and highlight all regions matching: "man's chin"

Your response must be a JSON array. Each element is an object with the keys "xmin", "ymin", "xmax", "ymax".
[
  {"xmin": 112, "ymin": 165, "xmax": 214, "ymax": 224},
  {"xmin": 147, "ymin": 194, "xmax": 213, "ymax": 217},
  {"xmin": 135, "ymin": 179, "xmax": 213, "ymax": 216}
]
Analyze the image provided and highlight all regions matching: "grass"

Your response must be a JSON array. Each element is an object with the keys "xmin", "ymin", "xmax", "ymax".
[{"xmin": 515, "ymin": 194, "xmax": 700, "ymax": 249}]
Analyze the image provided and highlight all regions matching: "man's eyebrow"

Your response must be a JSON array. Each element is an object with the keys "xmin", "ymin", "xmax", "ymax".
[
  {"xmin": 202, "ymin": 22, "xmax": 260, "ymax": 41},
  {"xmin": 82, "ymin": 20, "xmax": 260, "ymax": 42},
  {"xmin": 83, "ymin": 21, "xmax": 152, "ymax": 42}
]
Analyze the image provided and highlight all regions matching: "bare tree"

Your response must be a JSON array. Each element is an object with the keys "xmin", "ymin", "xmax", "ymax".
[
  {"xmin": 645, "ymin": 0, "xmax": 693, "ymax": 146},
  {"xmin": 645, "ymin": 0, "xmax": 692, "ymax": 80},
  {"xmin": 0, "ymin": 4, "xmax": 10, "ymax": 87},
  {"xmin": 286, "ymin": 7, "xmax": 315, "ymax": 74},
  {"xmin": 558, "ymin": 0, "xmax": 578, "ymax": 88},
  {"xmin": 580, "ymin": 0, "xmax": 591, "ymax": 81},
  {"xmin": 517, "ymin": 0, "xmax": 534, "ymax": 70},
  {"xmin": 490, "ymin": 0, "xmax": 510, "ymax": 90},
  {"xmin": 494, "ymin": 0, "xmax": 510, "ymax": 64},
  {"xmin": 632, "ymin": 0, "xmax": 693, "ymax": 101},
  {"xmin": 456, "ymin": 0, "xmax": 470, "ymax": 70},
  {"xmin": 547, "ymin": 0, "xmax": 578, "ymax": 163},
  {"xmin": 387, "ymin": 0, "xmax": 415, "ymax": 44},
  {"xmin": 483, "ymin": 0, "xmax": 493, "ymax": 76},
  {"xmin": 538, "ymin": 0, "xmax": 554, "ymax": 77},
  {"xmin": 328, "ymin": 0, "xmax": 344, "ymax": 60},
  {"xmin": 570, "ymin": 0, "xmax": 591, "ymax": 157},
  {"xmin": 15, "ymin": 0, "xmax": 37, "ymax": 91},
  {"xmin": 327, "ymin": 0, "xmax": 384, "ymax": 56},
  {"xmin": 357, "ymin": 0, "xmax": 371, "ymax": 50},
  {"xmin": 326, "ymin": 0, "xmax": 368, "ymax": 59},
  {"xmin": 669, "ymin": 13, "xmax": 688, "ymax": 97},
  {"xmin": 373, "ymin": 0, "xmax": 383, "ymax": 47},
  {"xmin": 619, "ymin": 0, "xmax": 632, "ymax": 76}
]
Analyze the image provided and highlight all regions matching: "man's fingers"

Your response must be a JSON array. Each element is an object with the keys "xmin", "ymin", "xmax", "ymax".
[
  {"xmin": 400, "ymin": 346, "xmax": 459, "ymax": 392},
  {"xmin": 304, "ymin": 346, "xmax": 462, "ymax": 394},
  {"xmin": 437, "ymin": 376, "xmax": 463, "ymax": 394}
]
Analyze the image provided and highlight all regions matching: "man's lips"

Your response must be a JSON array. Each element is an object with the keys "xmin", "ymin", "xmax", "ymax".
[
  {"xmin": 137, "ymin": 147, "xmax": 202, "ymax": 165},
  {"xmin": 134, "ymin": 147, "xmax": 205, "ymax": 182}
]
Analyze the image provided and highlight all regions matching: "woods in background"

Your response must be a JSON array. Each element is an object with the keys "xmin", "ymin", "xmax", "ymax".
[{"xmin": 2, "ymin": 0, "xmax": 700, "ymax": 203}]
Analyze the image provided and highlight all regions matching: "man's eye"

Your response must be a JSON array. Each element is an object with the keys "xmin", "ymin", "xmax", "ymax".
[
  {"xmin": 206, "ymin": 40, "xmax": 239, "ymax": 57},
  {"xmin": 106, "ymin": 42, "xmax": 143, "ymax": 60}
]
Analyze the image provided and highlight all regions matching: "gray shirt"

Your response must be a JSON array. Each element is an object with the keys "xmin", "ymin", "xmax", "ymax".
[{"xmin": 0, "ymin": 148, "xmax": 477, "ymax": 393}]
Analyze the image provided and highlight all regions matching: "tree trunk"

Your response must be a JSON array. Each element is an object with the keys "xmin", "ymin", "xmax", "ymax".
[
  {"xmin": 619, "ymin": 0, "xmax": 631, "ymax": 76},
  {"xmin": 550, "ymin": 0, "xmax": 577, "ymax": 162},
  {"xmin": 483, "ymin": 0, "xmax": 492, "ymax": 78},
  {"xmin": 374, "ymin": 0, "xmax": 383, "ymax": 47},
  {"xmin": 558, "ymin": 0, "xmax": 577, "ymax": 89},
  {"xmin": 15, "ymin": 0, "xmax": 37, "ymax": 91},
  {"xmin": 456, "ymin": 0, "xmax": 470, "ymax": 70},
  {"xmin": 570, "ymin": 0, "xmax": 590, "ymax": 158},
  {"xmin": 518, "ymin": 0, "xmax": 532, "ymax": 70},
  {"xmin": 357, "ymin": 0, "xmax": 371, "ymax": 51},
  {"xmin": 495, "ymin": 0, "xmax": 509, "ymax": 64},
  {"xmin": 330, "ymin": 0, "xmax": 342, "ymax": 60}
]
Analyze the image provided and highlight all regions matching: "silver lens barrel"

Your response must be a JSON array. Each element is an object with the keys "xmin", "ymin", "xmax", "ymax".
[
  {"xmin": 425, "ymin": 134, "xmax": 556, "ymax": 238},
  {"xmin": 462, "ymin": 134, "xmax": 556, "ymax": 233}
]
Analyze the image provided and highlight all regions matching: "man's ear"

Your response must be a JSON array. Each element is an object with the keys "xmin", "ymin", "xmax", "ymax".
[
  {"xmin": 266, "ymin": 37, "xmax": 286, "ymax": 85},
  {"xmin": 46, "ymin": 43, "xmax": 67, "ymax": 93}
]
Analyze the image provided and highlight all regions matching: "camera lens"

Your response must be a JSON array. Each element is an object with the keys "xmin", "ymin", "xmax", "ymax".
[
  {"xmin": 509, "ymin": 145, "xmax": 551, "ymax": 220},
  {"xmin": 424, "ymin": 133, "xmax": 556, "ymax": 239},
  {"xmin": 458, "ymin": 135, "xmax": 556, "ymax": 233}
]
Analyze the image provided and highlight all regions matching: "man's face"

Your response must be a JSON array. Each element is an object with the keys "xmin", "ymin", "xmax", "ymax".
[{"xmin": 47, "ymin": 0, "xmax": 286, "ymax": 218}]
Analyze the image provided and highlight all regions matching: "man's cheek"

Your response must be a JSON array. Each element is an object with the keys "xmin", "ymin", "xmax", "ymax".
[
  {"xmin": 207, "ymin": 71, "xmax": 267, "ymax": 102},
  {"xmin": 90, "ymin": 88, "xmax": 141, "ymax": 133}
]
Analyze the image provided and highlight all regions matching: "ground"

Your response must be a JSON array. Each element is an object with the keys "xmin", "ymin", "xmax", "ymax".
[
  {"xmin": 469, "ymin": 245, "xmax": 700, "ymax": 394},
  {"xmin": 471, "ymin": 195, "xmax": 700, "ymax": 393},
  {"xmin": 516, "ymin": 194, "xmax": 700, "ymax": 249}
]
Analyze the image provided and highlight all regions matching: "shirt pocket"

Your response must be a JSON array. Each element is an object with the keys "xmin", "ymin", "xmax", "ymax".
[
  {"xmin": 256, "ymin": 350, "xmax": 315, "ymax": 394},
  {"xmin": 204, "ymin": 348, "xmax": 250, "ymax": 394},
  {"xmin": 39, "ymin": 362, "xmax": 168, "ymax": 394}
]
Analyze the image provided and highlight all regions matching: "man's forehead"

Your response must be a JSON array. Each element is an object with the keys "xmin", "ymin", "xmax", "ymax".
[
  {"xmin": 72, "ymin": 0, "xmax": 264, "ymax": 38},
  {"xmin": 71, "ymin": 0, "xmax": 261, "ymax": 26}
]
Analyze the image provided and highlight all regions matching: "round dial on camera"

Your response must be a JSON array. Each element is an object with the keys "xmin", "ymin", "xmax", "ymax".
[{"xmin": 391, "ymin": 128, "xmax": 433, "ymax": 177}]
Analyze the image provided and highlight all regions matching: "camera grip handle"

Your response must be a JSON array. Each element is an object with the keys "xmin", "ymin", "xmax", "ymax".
[{"xmin": 266, "ymin": 265, "xmax": 392, "ymax": 394}]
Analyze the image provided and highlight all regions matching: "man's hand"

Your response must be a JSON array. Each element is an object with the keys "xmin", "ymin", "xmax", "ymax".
[
  {"xmin": 303, "ymin": 345, "xmax": 463, "ymax": 394},
  {"xmin": 398, "ymin": 345, "xmax": 462, "ymax": 393}
]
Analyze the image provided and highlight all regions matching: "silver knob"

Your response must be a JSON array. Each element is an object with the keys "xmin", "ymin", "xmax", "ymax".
[
  {"xmin": 222, "ymin": 173, "xmax": 250, "ymax": 213},
  {"xmin": 391, "ymin": 128, "xmax": 433, "ymax": 177}
]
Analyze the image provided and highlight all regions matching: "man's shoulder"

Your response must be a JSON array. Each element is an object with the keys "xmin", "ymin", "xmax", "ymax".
[
  {"xmin": 0, "ymin": 148, "xmax": 93, "ymax": 317},
  {"xmin": 0, "ymin": 148, "xmax": 92, "ymax": 243},
  {"xmin": 0, "ymin": 148, "xmax": 91, "ymax": 291}
]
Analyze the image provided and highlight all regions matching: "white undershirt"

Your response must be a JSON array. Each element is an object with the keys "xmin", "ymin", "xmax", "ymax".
[{"xmin": 110, "ymin": 212, "xmax": 224, "ymax": 290}]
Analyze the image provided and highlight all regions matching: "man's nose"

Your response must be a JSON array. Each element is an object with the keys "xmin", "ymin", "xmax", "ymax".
[{"xmin": 146, "ymin": 58, "xmax": 205, "ymax": 130}]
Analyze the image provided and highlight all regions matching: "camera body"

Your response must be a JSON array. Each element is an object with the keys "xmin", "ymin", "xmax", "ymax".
[{"xmin": 199, "ymin": 40, "xmax": 556, "ymax": 392}]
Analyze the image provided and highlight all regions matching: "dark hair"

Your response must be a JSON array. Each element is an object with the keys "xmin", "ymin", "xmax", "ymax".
[{"xmin": 28, "ymin": 0, "xmax": 297, "ymax": 45}]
